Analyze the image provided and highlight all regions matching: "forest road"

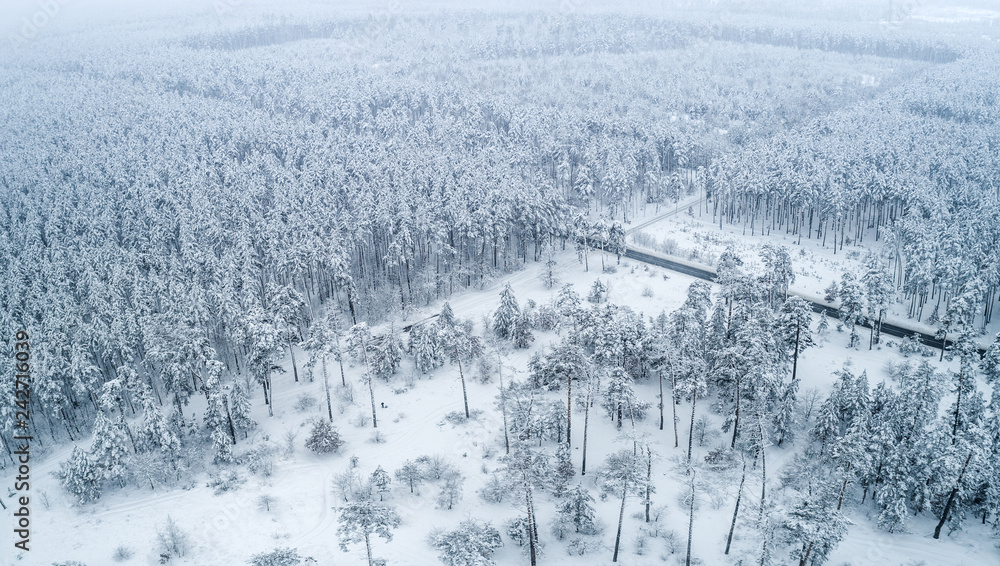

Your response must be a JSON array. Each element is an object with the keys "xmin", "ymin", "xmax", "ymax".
[
  {"xmin": 622, "ymin": 246, "xmax": 986, "ymax": 356},
  {"xmin": 626, "ymin": 196, "xmax": 705, "ymax": 235}
]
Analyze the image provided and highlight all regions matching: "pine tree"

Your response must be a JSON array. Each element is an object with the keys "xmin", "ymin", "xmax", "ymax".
[
  {"xmin": 556, "ymin": 284, "xmax": 581, "ymax": 328},
  {"xmin": 394, "ymin": 461, "xmax": 424, "ymax": 494},
  {"xmin": 553, "ymin": 484, "xmax": 599, "ymax": 538},
  {"xmin": 203, "ymin": 361, "xmax": 230, "ymax": 438},
  {"xmin": 230, "ymin": 378, "xmax": 255, "ymax": 439},
  {"xmin": 512, "ymin": 311, "xmax": 534, "ymax": 349},
  {"xmin": 587, "ymin": 279, "xmax": 607, "ymax": 304},
  {"xmin": 494, "ymin": 284, "xmax": 520, "ymax": 340},
  {"xmin": 599, "ymin": 450, "xmax": 642, "ymax": 562},
  {"xmin": 372, "ymin": 466, "xmax": 392, "ymax": 501},
  {"xmin": 57, "ymin": 447, "xmax": 104, "ymax": 504},
  {"xmin": 551, "ymin": 443, "xmax": 576, "ymax": 498},
  {"xmin": 861, "ymin": 255, "xmax": 894, "ymax": 348},
  {"xmin": 602, "ymin": 368, "xmax": 636, "ymax": 429},
  {"xmin": 838, "ymin": 273, "xmax": 866, "ymax": 349},
  {"xmin": 779, "ymin": 297, "xmax": 814, "ymax": 384},
  {"xmin": 90, "ymin": 410, "xmax": 131, "ymax": 488},
  {"xmin": 437, "ymin": 473, "xmax": 464, "ymax": 510},
  {"xmin": 410, "ymin": 323, "xmax": 444, "ymax": 373},
  {"xmin": 134, "ymin": 385, "xmax": 181, "ymax": 456},
  {"xmin": 305, "ymin": 420, "xmax": 343, "ymax": 454},
  {"xmin": 212, "ymin": 425, "xmax": 234, "ymax": 464},
  {"xmin": 780, "ymin": 499, "xmax": 848, "ymax": 566},
  {"xmin": 431, "ymin": 520, "xmax": 504, "ymax": 566},
  {"xmin": 336, "ymin": 500, "xmax": 401, "ymax": 566}
]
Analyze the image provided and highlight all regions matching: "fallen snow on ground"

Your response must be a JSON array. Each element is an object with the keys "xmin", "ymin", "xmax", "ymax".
[{"xmin": 4, "ymin": 249, "xmax": 997, "ymax": 566}]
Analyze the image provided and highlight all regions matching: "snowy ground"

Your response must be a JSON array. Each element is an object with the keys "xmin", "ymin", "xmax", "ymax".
[{"xmin": 3, "ymin": 245, "xmax": 997, "ymax": 566}]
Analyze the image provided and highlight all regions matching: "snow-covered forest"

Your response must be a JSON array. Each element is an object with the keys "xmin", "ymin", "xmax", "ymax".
[{"xmin": 2, "ymin": 0, "xmax": 999, "ymax": 564}]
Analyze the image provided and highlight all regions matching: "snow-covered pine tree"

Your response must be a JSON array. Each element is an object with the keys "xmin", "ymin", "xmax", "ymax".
[
  {"xmin": 553, "ymin": 484, "xmax": 599, "ymax": 537},
  {"xmin": 57, "ymin": 447, "xmax": 104, "ymax": 504},
  {"xmin": 512, "ymin": 311, "xmax": 534, "ymax": 349},
  {"xmin": 230, "ymin": 378, "xmax": 255, "ymax": 439},
  {"xmin": 410, "ymin": 323, "xmax": 444, "ymax": 373},
  {"xmin": 837, "ymin": 273, "xmax": 866, "ymax": 349},
  {"xmin": 860, "ymin": 255, "xmax": 894, "ymax": 348},
  {"xmin": 551, "ymin": 442, "xmax": 576, "ymax": 498},
  {"xmin": 212, "ymin": 425, "xmax": 234, "ymax": 464},
  {"xmin": 494, "ymin": 284, "xmax": 520, "ymax": 340},
  {"xmin": 556, "ymin": 283, "xmax": 581, "ymax": 328},
  {"xmin": 599, "ymin": 450, "xmax": 642, "ymax": 562},
  {"xmin": 336, "ymin": 499, "xmax": 401, "ymax": 566},
  {"xmin": 395, "ymin": 460, "xmax": 424, "ymax": 494},
  {"xmin": 90, "ymin": 410, "xmax": 131, "ymax": 488},
  {"xmin": 779, "ymin": 297, "xmax": 814, "ymax": 384},
  {"xmin": 305, "ymin": 420, "xmax": 344, "ymax": 454},
  {"xmin": 602, "ymin": 368, "xmax": 636, "ymax": 429},
  {"xmin": 779, "ymin": 498, "xmax": 848, "ymax": 566},
  {"xmin": 134, "ymin": 385, "xmax": 181, "ymax": 456},
  {"xmin": 372, "ymin": 466, "xmax": 392, "ymax": 501},
  {"xmin": 431, "ymin": 520, "xmax": 504, "ymax": 566}
]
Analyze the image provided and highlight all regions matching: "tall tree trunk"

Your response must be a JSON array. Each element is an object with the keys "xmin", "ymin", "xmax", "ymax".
[
  {"xmin": 566, "ymin": 369, "xmax": 573, "ymax": 445},
  {"xmin": 725, "ymin": 462, "xmax": 746, "ymax": 555},
  {"xmin": 837, "ymin": 462, "xmax": 852, "ymax": 510},
  {"xmin": 287, "ymin": 324, "xmax": 299, "ymax": 382},
  {"xmin": 364, "ymin": 530, "xmax": 373, "ymax": 566},
  {"xmin": 582, "ymin": 388, "xmax": 591, "ymax": 475},
  {"xmin": 645, "ymin": 446, "xmax": 653, "ymax": 522},
  {"xmin": 686, "ymin": 470, "xmax": 696, "ymax": 566},
  {"xmin": 672, "ymin": 372, "xmax": 679, "ymax": 448},
  {"xmin": 361, "ymin": 339, "xmax": 378, "ymax": 428},
  {"xmin": 499, "ymin": 354, "xmax": 510, "ymax": 455},
  {"xmin": 336, "ymin": 335, "xmax": 347, "ymax": 387},
  {"xmin": 613, "ymin": 483, "xmax": 627, "ymax": 562},
  {"xmin": 798, "ymin": 541, "xmax": 814, "ymax": 566},
  {"xmin": 933, "ymin": 451, "xmax": 973, "ymax": 539},
  {"xmin": 322, "ymin": 355, "xmax": 333, "ymax": 422},
  {"xmin": 731, "ymin": 375, "xmax": 741, "ymax": 448},
  {"xmin": 658, "ymin": 370, "xmax": 664, "ymax": 431},
  {"xmin": 525, "ymin": 483, "xmax": 538, "ymax": 566},
  {"xmin": 791, "ymin": 326, "xmax": 800, "ymax": 382},
  {"xmin": 457, "ymin": 352, "xmax": 470, "ymax": 419},
  {"xmin": 687, "ymin": 392, "xmax": 697, "ymax": 464}
]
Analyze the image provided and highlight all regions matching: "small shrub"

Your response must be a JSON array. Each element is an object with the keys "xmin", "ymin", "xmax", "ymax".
[
  {"xmin": 248, "ymin": 547, "xmax": 302, "ymax": 566},
  {"xmin": 238, "ymin": 443, "xmax": 277, "ymax": 477},
  {"xmin": 566, "ymin": 537, "xmax": 600, "ymax": 556},
  {"xmin": 207, "ymin": 469, "xmax": 245, "ymax": 494},
  {"xmin": 417, "ymin": 455, "xmax": 454, "ymax": 480},
  {"xmin": 294, "ymin": 394, "xmax": 317, "ymax": 413},
  {"xmin": 336, "ymin": 383, "xmax": 355, "ymax": 404},
  {"xmin": 369, "ymin": 430, "xmax": 386, "ymax": 444},
  {"xmin": 588, "ymin": 280, "xmax": 607, "ymax": 304},
  {"xmin": 156, "ymin": 516, "xmax": 190, "ymax": 559},
  {"xmin": 113, "ymin": 545, "xmax": 134, "ymax": 561},
  {"xmin": 444, "ymin": 410, "xmax": 482, "ymax": 425},
  {"xmin": 478, "ymin": 474, "xmax": 508, "ymax": 504},
  {"xmin": 641, "ymin": 285, "xmax": 654, "ymax": 298},
  {"xmin": 257, "ymin": 494, "xmax": 276, "ymax": 512},
  {"xmin": 352, "ymin": 412, "xmax": 370, "ymax": 427},
  {"xmin": 283, "ymin": 429, "xmax": 298, "ymax": 456},
  {"xmin": 305, "ymin": 420, "xmax": 344, "ymax": 454}
]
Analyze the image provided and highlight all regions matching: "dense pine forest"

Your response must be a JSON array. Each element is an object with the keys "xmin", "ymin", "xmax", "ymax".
[{"xmin": 2, "ymin": 1, "xmax": 1000, "ymax": 565}]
